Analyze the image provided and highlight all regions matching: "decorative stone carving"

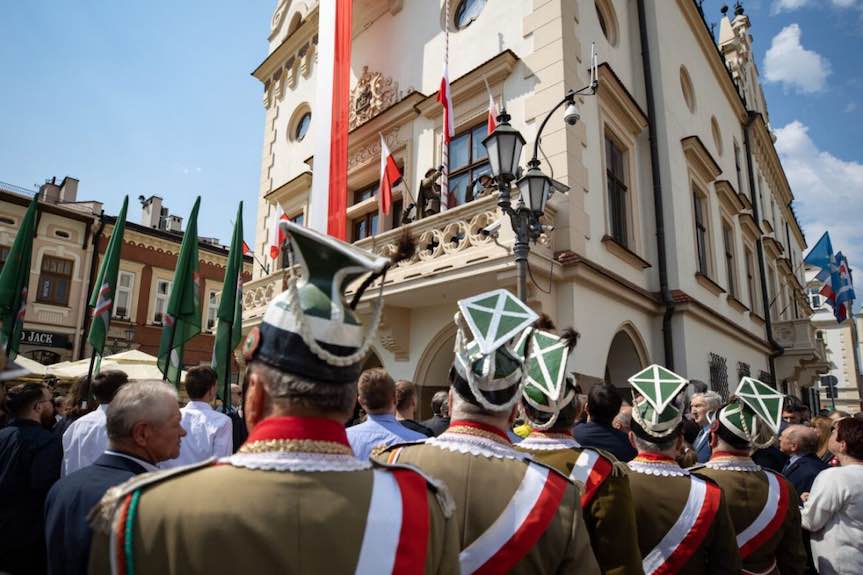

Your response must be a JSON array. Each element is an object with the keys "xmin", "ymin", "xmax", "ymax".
[
  {"xmin": 378, "ymin": 306, "xmax": 410, "ymax": 361},
  {"xmin": 348, "ymin": 130, "xmax": 400, "ymax": 170},
  {"xmin": 349, "ymin": 66, "xmax": 398, "ymax": 130}
]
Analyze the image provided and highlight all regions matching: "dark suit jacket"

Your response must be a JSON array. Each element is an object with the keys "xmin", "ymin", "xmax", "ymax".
[
  {"xmin": 752, "ymin": 445, "xmax": 789, "ymax": 474},
  {"xmin": 44, "ymin": 452, "xmax": 148, "ymax": 575},
  {"xmin": 783, "ymin": 453, "xmax": 829, "ymax": 503},
  {"xmin": 399, "ymin": 418, "xmax": 434, "ymax": 437},
  {"xmin": 421, "ymin": 415, "xmax": 450, "ymax": 437},
  {"xmin": 0, "ymin": 419, "xmax": 62, "ymax": 574},
  {"xmin": 572, "ymin": 421, "xmax": 637, "ymax": 462}
]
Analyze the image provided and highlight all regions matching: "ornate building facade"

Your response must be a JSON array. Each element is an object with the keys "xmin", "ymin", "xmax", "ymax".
[{"xmin": 245, "ymin": 0, "xmax": 827, "ymax": 415}]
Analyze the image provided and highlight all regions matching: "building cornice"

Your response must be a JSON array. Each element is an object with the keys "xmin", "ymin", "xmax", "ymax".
[
  {"xmin": 253, "ymin": 8, "xmax": 319, "ymax": 82},
  {"xmin": 416, "ymin": 50, "xmax": 519, "ymax": 117},
  {"xmin": 597, "ymin": 63, "xmax": 648, "ymax": 135},
  {"xmin": 0, "ymin": 189, "xmax": 96, "ymax": 224},
  {"xmin": 682, "ymin": 135, "xmax": 722, "ymax": 182}
]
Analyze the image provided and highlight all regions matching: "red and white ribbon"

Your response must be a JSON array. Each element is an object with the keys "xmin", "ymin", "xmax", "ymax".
[{"xmin": 737, "ymin": 472, "xmax": 789, "ymax": 558}]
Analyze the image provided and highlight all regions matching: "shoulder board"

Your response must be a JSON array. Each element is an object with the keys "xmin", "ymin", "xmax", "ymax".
[
  {"xmin": 525, "ymin": 456, "xmax": 574, "ymax": 484},
  {"xmin": 88, "ymin": 458, "xmax": 215, "ymax": 535},
  {"xmin": 372, "ymin": 459, "xmax": 455, "ymax": 519},
  {"xmin": 371, "ymin": 439, "xmax": 428, "ymax": 461}
]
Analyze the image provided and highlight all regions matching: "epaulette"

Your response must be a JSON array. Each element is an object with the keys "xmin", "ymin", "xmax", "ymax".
[
  {"xmin": 371, "ymin": 458, "xmax": 455, "ymax": 519},
  {"xmin": 371, "ymin": 439, "xmax": 428, "ymax": 463},
  {"xmin": 88, "ymin": 458, "xmax": 215, "ymax": 535}
]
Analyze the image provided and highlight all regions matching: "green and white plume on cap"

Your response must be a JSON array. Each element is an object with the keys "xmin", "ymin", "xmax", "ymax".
[
  {"xmin": 718, "ymin": 377, "xmax": 785, "ymax": 448},
  {"xmin": 453, "ymin": 288, "xmax": 539, "ymax": 412},
  {"xmin": 629, "ymin": 364, "xmax": 689, "ymax": 438},
  {"xmin": 521, "ymin": 329, "xmax": 578, "ymax": 430}
]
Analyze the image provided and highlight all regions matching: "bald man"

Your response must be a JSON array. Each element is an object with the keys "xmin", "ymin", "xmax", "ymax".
[{"xmin": 779, "ymin": 424, "xmax": 829, "ymax": 504}]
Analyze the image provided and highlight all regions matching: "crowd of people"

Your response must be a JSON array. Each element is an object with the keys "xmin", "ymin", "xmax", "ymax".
[{"xmin": 1, "ymin": 219, "xmax": 862, "ymax": 574}]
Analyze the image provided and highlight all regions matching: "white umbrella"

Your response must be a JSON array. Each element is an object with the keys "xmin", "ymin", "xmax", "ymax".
[
  {"xmin": 47, "ymin": 350, "xmax": 186, "ymax": 382},
  {"xmin": 14, "ymin": 355, "xmax": 48, "ymax": 376}
]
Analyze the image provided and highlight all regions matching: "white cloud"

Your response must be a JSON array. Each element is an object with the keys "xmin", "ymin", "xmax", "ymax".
[
  {"xmin": 775, "ymin": 120, "xmax": 863, "ymax": 273},
  {"xmin": 764, "ymin": 24, "xmax": 831, "ymax": 94},
  {"xmin": 772, "ymin": 0, "xmax": 858, "ymax": 12}
]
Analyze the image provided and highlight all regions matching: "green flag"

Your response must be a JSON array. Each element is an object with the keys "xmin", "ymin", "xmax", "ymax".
[
  {"xmin": 0, "ymin": 195, "xmax": 38, "ymax": 359},
  {"xmin": 87, "ymin": 196, "xmax": 128, "ymax": 357},
  {"xmin": 157, "ymin": 197, "xmax": 202, "ymax": 386},
  {"xmin": 213, "ymin": 202, "xmax": 244, "ymax": 404}
]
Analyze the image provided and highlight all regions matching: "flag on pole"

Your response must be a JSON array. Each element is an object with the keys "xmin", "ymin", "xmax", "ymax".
[
  {"xmin": 213, "ymin": 203, "xmax": 245, "ymax": 403},
  {"xmin": 308, "ymin": 0, "xmax": 353, "ymax": 239},
  {"xmin": 804, "ymin": 231, "xmax": 833, "ymax": 272},
  {"xmin": 157, "ymin": 197, "xmax": 202, "ymax": 386},
  {"xmin": 484, "ymin": 78, "xmax": 498, "ymax": 134},
  {"xmin": 269, "ymin": 204, "xmax": 288, "ymax": 260},
  {"xmin": 0, "ymin": 195, "xmax": 38, "ymax": 359},
  {"xmin": 819, "ymin": 251, "xmax": 855, "ymax": 323},
  {"xmin": 242, "ymin": 241, "xmax": 251, "ymax": 255},
  {"xmin": 439, "ymin": 65, "xmax": 455, "ymax": 144},
  {"xmin": 87, "ymin": 196, "xmax": 129, "ymax": 358},
  {"xmin": 379, "ymin": 134, "xmax": 402, "ymax": 216}
]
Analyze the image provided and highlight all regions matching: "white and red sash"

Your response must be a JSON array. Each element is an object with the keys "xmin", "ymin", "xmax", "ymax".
[
  {"xmin": 355, "ymin": 468, "xmax": 429, "ymax": 575},
  {"xmin": 642, "ymin": 476, "xmax": 722, "ymax": 575},
  {"xmin": 569, "ymin": 449, "xmax": 613, "ymax": 508},
  {"xmin": 737, "ymin": 471, "xmax": 790, "ymax": 559},
  {"xmin": 459, "ymin": 463, "xmax": 568, "ymax": 575}
]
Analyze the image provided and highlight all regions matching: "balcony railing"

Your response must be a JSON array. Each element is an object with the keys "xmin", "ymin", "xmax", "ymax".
[{"xmin": 241, "ymin": 193, "xmax": 556, "ymax": 321}]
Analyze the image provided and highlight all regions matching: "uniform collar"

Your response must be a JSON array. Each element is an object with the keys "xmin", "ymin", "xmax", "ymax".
[
  {"xmin": 246, "ymin": 416, "xmax": 350, "ymax": 448},
  {"xmin": 447, "ymin": 419, "xmax": 511, "ymax": 443}
]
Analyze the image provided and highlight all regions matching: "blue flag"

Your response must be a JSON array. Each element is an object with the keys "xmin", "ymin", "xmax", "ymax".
[{"xmin": 804, "ymin": 231, "xmax": 833, "ymax": 271}]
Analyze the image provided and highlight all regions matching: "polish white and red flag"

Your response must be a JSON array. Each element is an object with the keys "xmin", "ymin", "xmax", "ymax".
[
  {"xmin": 308, "ymin": 0, "xmax": 353, "ymax": 240},
  {"xmin": 269, "ymin": 204, "xmax": 289, "ymax": 260},
  {"xmin": 438, "ymin": 64, "xmax": 455, "ymax": 144},
  {"xmin": 484, "ymin": 79, "xmax": 498, "ymax": 134},
  {"xmin": 379, "ymin": 134, "xmax": 402, "ymax": 216}
]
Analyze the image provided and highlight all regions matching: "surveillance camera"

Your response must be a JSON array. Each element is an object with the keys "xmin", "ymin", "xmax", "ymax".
[
  {"xmin": 480, "ymin": 218, "xmax": 502, "ymax": 237},
  {"xmin": 564, "ymin": 102, "xmax": 581, "ymax": 126}
]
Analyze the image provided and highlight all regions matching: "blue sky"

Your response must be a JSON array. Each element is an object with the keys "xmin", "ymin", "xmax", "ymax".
[
  {"xmin": 0, "ymin": 1, "xmax": 273, "ymax": 244},
  {"xmin": 1, "ymin": 1, "xmax": 861, "ymax": 279}
]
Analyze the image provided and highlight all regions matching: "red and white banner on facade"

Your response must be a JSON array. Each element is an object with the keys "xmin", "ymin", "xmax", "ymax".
[
  {"xmin": 269, "ymin": 204, "xmax": 288, "ymax": 260},
  {"xmin": 484, "ymin": 78, "xmax": 498, "ymax": 134},
  {"xmin": 308, "ymin": 0, "xmax": 352, "ymax": 239}
]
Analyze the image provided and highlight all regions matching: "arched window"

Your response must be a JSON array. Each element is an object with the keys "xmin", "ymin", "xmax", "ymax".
[{"xmin": 595, "ymin": 0, "xmax": 619, "ymax": 46}]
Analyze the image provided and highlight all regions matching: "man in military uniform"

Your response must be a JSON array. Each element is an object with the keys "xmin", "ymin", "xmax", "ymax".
[
  {"xmin": 692, "ymin": 378, "xmax": 807, "ymax": 575},
  {"xmin": 88, "ymin": 222, "xmax": 460, "ymax": 574},
  {"xmin": 379, "ymin": 289, "xmax": 599, "ymax": 574},
  {"xmin": 625, "ymin": 365, "xmax": 741, "ymax": 574},
  {"xmin": 417, "ymin": 166, "xmax": 443, "ymax": 218},
  {"xmin": 515, "ymin": 328, "xmax": 643, "ymax": 574}
]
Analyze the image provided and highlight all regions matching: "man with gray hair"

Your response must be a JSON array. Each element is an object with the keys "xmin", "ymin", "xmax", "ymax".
[
  {"xmin": 690, "ymin": 390, "xmax": 723, "ymax": 463},
  {"xmin": 44, "ymin": 381, "xmax": 184, "ymax": 575},
  {"xmin": 779, "ymin": 424, "xmax": 829, "ymax": 505}
]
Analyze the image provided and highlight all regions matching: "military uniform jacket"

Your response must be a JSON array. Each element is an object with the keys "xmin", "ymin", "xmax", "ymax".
[
  {"xmin": 378, "ymin": 420, "xmax": 600, "ymax": 575},
  {"xmin": 625, "ymin": 453, "xmax": 742, "ymax": 575},
  {"xmin": 516, "ymin": 431, "xmax": 643, "ymax": 575},
  {"xmin": 693, "ymin": 454, "xmax": 807, "ymax": 575},
  {"xmin": 88, "ymin": 416, "xmax": 460, "ymax": 575}
]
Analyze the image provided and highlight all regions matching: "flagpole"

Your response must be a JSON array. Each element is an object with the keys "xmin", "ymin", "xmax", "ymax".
[
  {"xmin": 162, "ymin": 315, "xmax": 177, "ymax": 382},
  {"xmin": 223, "ymin": 319, "xmax": 233, "ymax": 414},
  {"xmin": 83, "ymin": 352, "xmax": 98, "ymax": 408},
  {"xmin": 440, "ymin": 0, "xmax": 450, "ymax": 207}
]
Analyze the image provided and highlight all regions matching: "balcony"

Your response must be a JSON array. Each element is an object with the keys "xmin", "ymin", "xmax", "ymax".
[
  {"xmin": 774, "ymin": 318, "xmax": 831, "ymax": 387},
  {"xmin": 241, "ymin": 193, "xmax": 557, "ymax": 328}
]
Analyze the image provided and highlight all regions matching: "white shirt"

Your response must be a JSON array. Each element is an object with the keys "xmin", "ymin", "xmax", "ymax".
[
  {"xmin": 161, "ymin": 400, "xmax": 232, "ymax": 468},
  {"xmin": 62, "ymin": 404, "xmax": 110, "ymax": 476},
  {"xmin": 801, "ymin": 464, "xmax": 863, "ymax": 575},
  {"xmin": 103, "ymin": 450, "xmax": 160, "ymax": 473}
]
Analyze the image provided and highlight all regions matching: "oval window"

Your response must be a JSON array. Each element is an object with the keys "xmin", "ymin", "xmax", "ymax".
[
  {"xmin": 595, "ymin": 0, "xmax": 619, "ymax": 46},
  {"xmin": 295, "ymin": 112, "xmax": 311, "ymax": 142},
  {"xmin": 711, "ymin": 116, "xmax": 723, "ymax": 156},
  {"xmin": 680, "ymin": 66, "xmax": 696, "ymax": 113},
  {"xmin": 55, "ymin": 230, "xmax": 71, "ymax": 239},
  {"xmin": 455, "ymin": 0, "xmax": 486, "ymax": 30}
]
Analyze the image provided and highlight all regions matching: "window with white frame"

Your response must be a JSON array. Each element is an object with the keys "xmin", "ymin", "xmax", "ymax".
[
  {"xmin": 153, "ymin": 280, "xmax": 172, "ymax": 325},
  {"xmin": 605, "ymin": 134, "xmax": 629, "ymax": 246},
  {"xmin": 693, "ymin": 187, "xmax": 712, "ymax": 276},
  {"xmin": 721, "ymin": 220, "xmax": 737, "ymax": 298},
  {"xmin": 207, "ymin": 290, "xmax": 219, "ymax": 332},
  {"xmin": 744, "ymin": 245, "xmax": 758, "ymax": 314},
  {"xmin": 807, "ymin": 287, "xmax": 822, "ymax": 310},
  {"xmin": 113, "ymin": 271, "xmax": 135, "ymax": 320}
]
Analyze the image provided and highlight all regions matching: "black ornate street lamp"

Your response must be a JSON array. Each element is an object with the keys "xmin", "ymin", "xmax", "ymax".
[{"xmin": 482, "ymin": 78, "xmax": 598, "ymax": 301}]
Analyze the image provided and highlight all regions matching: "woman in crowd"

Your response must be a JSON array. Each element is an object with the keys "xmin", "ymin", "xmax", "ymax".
[
  {"xmin": 801, "ymin": 417, "xmax": 863, "ymax": 574},
  {"xmin": 810, "ymin": 415, "xmax": 835, "ymax": 464}
]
